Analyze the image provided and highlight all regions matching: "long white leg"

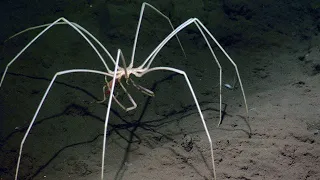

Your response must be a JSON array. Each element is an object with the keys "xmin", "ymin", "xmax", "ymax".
[
  {"xmin": 1, "ymin": 17, "xmax": 115, "ymax": 88},
  {"xmin": 137, "ymin": 18, "xmax": 248, "ymax": 129},
  {"xmin": 13, "ymin": 69, "xmax": 114, "ymax": 180},
  {"xmin": 137, "ymin": 18, "xmax": 195, "ymax": 69},
  {"xmin": 129, "ymin": 2, "xmax": 186, "ymax": 68},
  {"xmin": 4, "ymin": 21, "xmax": 116, "ymax": 66},
  {"xmin": 137, "ymin": 66, "xmax": 217, "ymax": 180},
  {"xmin": 194, "ymin": 19, "xmax": 249, "ymax": 130},
  {"xmin": 136, "ymin": 18, "xmax": 223, "ymax": 126},
  {"xmin": 101, "ymin": 49, "xmax": 121, "ymax": 180}
]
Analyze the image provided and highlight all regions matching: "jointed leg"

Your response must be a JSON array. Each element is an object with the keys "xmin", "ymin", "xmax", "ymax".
[
  {"xmin": 14, "ymin": 69, "xmax": 114, "ymax": 180},
  {"xmin": 137, "ymin": 66, "xmax": 217, "ymax": 180},
  {"xmin": 138, "ymin": 18, "xmax": 223, "ymax": 127},
  {"xmin": 101, "ymin": 49, "xmax": 122, "ymax": 180},
  {"xmin": 138, "ymin": 18, "xmax": 248, "ymax": 130},
  {"xmin": 97, "ymin": 77, "xmax": 137, "ymax": 112},
  {"xmin": 97, "ymin": 84, "xmax": 108, "ymax": 103},
  {"xmin": 129, "ymin": 78, "xmax": 155, "ymax": 97},
  {"xmin": 96, "ymin": 76, "xmax": 118, "ymax": 104},
  {"xmin": 117, "ymin": 81, "xmax": 137, "ymax": 111},
  {"xmin": 4, "ymin": 21, "xmax": 116, "ymax": 66},
  {"xmin": 129, "ymin": 2, "xmax": 186, "ymax": 68},
  {"xmin": 1, "ymin": 17, "xmax": 115, "ymax": 88}
]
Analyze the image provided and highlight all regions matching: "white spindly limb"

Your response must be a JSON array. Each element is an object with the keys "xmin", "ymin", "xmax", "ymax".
[{"xmin": 13, "ymin": 69, "xmax": 114, "ymax": 180}]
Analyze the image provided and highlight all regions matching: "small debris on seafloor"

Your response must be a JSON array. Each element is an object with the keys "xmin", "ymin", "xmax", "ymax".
[{"xmin": 224, "ymin": 83, "xmax": 234, "ymax": 89}]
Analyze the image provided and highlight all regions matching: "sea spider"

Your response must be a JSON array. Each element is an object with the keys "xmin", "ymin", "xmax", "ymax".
[{"xmin": 1, "ymin": 2, "xmax": 249, "ymax": 180}]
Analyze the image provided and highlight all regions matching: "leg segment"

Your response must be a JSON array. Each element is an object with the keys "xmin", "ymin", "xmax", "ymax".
[
  {"xmin": 138, "ymin": 18, "xmax": 248, "ymax": 130},
  {"xmin": 101, "ymin": 49, "xmax": 121, "ymax": 180},
  {"xmin": 129, "ymin": 2, "xmax": 186, "ymax": 68},
  {"xmin": 97, "ymin": 77, "xmax": 138, "ymax": 111},
  {"xmin": 137, "ymin": 66, "xmax": 217, "ymax": 180},
  {"xmin": 4, "ymin": 21, "xmax": 116, "ymax": 66},
  {"xmin": 129, "ymin": 78, "xmax": 155, "ymax": 97},
  {"xmin": 13, "ymin": 68, "xmax": 114, "ymax": 180},
  {"xmin": 1, "ymin": 17, "xmax": 115, "ymax": 88},
  {"xmin": 137, "ymin": 18, "xmax": 223, "ymax": 127}
]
